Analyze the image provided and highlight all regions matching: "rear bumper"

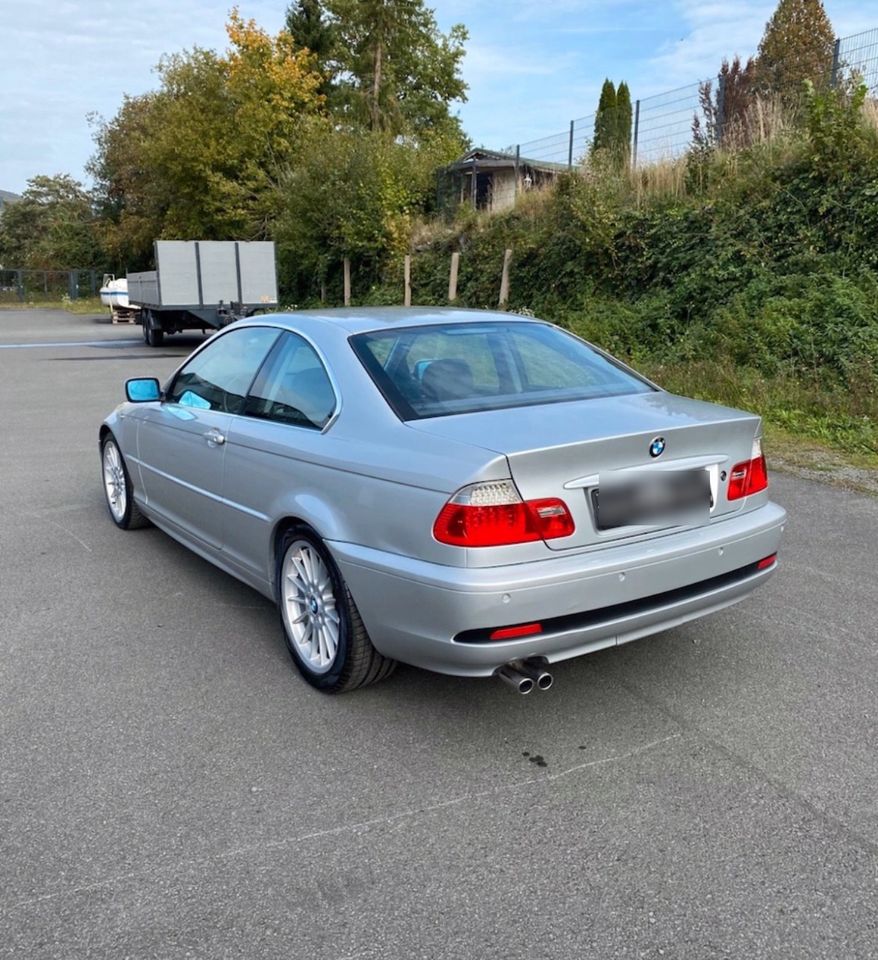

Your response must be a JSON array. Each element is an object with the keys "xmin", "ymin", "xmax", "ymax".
[{"xmin": 331, "ymin": 501, "xmax": 786, "ymax": 677}]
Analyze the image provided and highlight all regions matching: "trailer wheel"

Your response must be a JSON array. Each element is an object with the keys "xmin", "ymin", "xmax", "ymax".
[{"xmin": 144, "ymin": 310, "xmax": 164, "ymax": 347}]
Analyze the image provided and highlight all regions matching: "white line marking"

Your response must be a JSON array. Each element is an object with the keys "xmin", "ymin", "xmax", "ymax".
[
  {"xmin": 43, "ymin": 518, "xmax": 92, "ymax": 553},
  {"xmin": 6, "ymin": 733, "xmax": 681, "ymax": 911},
  {"xmin": 0, "ymin": 339, "xmax": 140, "ymax": 350}
]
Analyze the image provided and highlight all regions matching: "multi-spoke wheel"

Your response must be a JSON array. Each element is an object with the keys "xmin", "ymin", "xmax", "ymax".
[
  {"xmin": 101, "ymin": 435, "xmax": 150, "ymax": 530},
  {"xmin": 277, "ymin": 526, "xmax": 395, "ymax": 693},
  {"xmin": 281, "ymin": 539, "xmax": 341, "ymax": 675}
]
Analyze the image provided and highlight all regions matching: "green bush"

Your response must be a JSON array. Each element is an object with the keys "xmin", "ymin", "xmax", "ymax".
[{"xmin": 319, "ymin": 84, "xmax": 877, "ymax": 455}]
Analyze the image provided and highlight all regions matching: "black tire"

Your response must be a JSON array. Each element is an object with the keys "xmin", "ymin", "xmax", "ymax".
[
  {"xmin": 276, "ymin": 525, "xmax": 396, "ymax": 693},
  {"xmin": 100, "ymin": 435, "xmax": 150, "ymax": 530},
  {"xmin": 146, "ymin": 316, "xmax": 164, "ymax": 347}
]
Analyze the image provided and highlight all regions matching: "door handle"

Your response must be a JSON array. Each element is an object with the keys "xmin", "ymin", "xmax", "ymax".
[{"xmin": 204, "ymin": 429, "xmax": 226, "ymax": 447}]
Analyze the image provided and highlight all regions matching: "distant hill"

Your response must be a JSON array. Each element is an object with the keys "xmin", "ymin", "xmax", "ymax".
[{"xmin": 0, "ymin": 189, "xmax": 20, "ymax": 211}]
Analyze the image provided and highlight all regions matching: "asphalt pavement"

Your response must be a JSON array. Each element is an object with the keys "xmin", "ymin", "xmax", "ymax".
[{"xmin": 1, "ymin": 309, "xmax": 876, "ymax": 960}]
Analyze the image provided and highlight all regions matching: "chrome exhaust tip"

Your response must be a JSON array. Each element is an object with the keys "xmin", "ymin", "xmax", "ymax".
[
  {"xmin": 516, "ymin": 659, "xmax": 554, "ymax": 691},
  {"xmin": 495, "ymin": 664, "xmax": 534, "ymax": 694}
]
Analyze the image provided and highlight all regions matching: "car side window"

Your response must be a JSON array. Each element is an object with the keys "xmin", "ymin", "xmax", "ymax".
[
  {"xmin": 167, "ymin": 327, "xmax": 280, "ymax": 414},
  {"xmin": 243, "ymin": 332, "xmax": 336, "ymax": 430}
]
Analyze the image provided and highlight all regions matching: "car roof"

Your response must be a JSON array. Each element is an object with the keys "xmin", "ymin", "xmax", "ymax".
[{"xmin": 247, "ymin": 306, "xmax": 541, "ymax": 337}]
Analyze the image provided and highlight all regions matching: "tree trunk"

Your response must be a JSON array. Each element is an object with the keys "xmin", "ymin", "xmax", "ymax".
[{"xmin": 371, "ymin": 37, "xmax": 383, "ymax": 131}]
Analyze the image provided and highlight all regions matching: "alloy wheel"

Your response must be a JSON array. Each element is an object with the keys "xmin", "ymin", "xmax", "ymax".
[
  {"xmin": 281, "ymin": 540, "xmax": 341, "ymax": 674},
  {"xmin": 102, "ymin": 441, "xmax": 127, "ymax": 522}
]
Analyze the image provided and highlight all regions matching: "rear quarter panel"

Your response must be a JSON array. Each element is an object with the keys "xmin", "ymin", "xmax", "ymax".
[{"xmin": 220, "ymin": 412, "xmax": 510, "ymax": 588}]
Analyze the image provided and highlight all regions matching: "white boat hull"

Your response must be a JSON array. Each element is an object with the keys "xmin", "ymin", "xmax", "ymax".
[{"xmin": 99, "ymin": 277, "xmax": 132, "ymax": 310}]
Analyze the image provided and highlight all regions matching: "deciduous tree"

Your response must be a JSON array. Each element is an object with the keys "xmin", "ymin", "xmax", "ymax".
[
  {"xmin": 89, "ymin": 10, "xmax": 325, "ymax": 265},
  {"xmin": 288, "ymin": 0, "xmax": 468, "ymax": 140},
  {"xmin": 0, "ymin": 175, "xmax": 101, "ymax": 269},
  {"xmin": 275, "ymin": 126, "xmax": 458, "ymax": 299},
  {"xmin": 693, "ymin": 56, "xmax": 756, "ymax": 153}
]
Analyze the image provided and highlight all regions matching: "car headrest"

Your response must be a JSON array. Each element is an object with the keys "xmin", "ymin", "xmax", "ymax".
[{"xmin": 421, "ymin": 358, "xmax": 474, "ymax": 402}]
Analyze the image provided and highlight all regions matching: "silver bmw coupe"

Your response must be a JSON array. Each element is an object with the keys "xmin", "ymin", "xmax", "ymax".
[{"xmin": 100, "ymin": 308, "xmax": 786, "ymax": 694}]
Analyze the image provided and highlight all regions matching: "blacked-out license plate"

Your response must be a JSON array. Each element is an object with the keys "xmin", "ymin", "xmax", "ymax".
[{"xmin": 591, "ymin": 468, "xmax": 711, "ymax": 531}]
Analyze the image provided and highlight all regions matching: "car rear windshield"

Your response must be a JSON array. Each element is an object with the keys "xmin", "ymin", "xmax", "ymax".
[{"xmin": 349, "ymin": 321, "xmax": 654, "ymax": 420}]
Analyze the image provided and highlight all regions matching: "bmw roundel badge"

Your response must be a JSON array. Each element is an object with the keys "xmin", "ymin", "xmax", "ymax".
[{"xmin": 649, "ymin": 436, "xmax": 666, "ymax": 458}]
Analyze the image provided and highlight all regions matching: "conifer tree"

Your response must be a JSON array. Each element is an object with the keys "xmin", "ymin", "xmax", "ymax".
[
  {"xmin": 753, "ymin": 0, "xmax": 835, "ymax": 100},
  {"xmin": 285, "ymin": 0, "xmax": 336, "ymax": 97},
  {"xmin": 592, "ymin": 79, "xmax": 617, "ymax": 154},
  {"xmin": 285, "ymin": 0, "xmax": 335, "ymax": 62},
  {"xmin": 614, "ymin": 81, "xmax": 633, "ymax": 162}
]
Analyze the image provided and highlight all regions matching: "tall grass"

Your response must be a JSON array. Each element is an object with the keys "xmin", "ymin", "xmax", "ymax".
[{"xmin": 626, "ymin": 158, "xmax": 688, "ymax": 203}]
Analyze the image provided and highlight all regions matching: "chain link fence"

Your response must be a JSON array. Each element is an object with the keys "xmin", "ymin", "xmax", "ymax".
[
  {"xmin": 836, "ymin": 27, "xmax": 878, "ymax": 92},
  {"xmin": 491, "ymin": 27, "xmax": 878, "ymax": 171},
  {"xmin": 633, "ymin": 82, "xmax": 705, "ymax": 165},
  {"xmin": 0, "ymin": 269, "xmax": 99, "ymax": 304},
  {"xmin": 503, "ymin": 114, "xmax": 596, "ymax": 168}
]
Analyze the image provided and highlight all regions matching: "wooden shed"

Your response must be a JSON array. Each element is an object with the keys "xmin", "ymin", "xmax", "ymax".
[{"xmin": 439, "ymin": 149, "xmax": 566, "ymax": 215}]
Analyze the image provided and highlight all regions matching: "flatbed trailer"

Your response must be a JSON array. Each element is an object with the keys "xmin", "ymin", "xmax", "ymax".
[{"xmin": 128, "ymin": 240, "xmax": 278, "ymax": 346}]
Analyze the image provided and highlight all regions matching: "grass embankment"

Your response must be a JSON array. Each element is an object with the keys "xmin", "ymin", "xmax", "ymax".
[
  {"xmin": 637, "ymin": 360, "xmax": 878, "ymax": 489},
  {"xmin": 341, "ymin": 88, "xmax": 878, "ymax": 481}
]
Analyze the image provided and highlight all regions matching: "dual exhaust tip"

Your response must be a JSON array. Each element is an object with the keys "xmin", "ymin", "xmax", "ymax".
[{"xmin": 495, "ymin": 659, "xmax": 553, "ymax": 694}]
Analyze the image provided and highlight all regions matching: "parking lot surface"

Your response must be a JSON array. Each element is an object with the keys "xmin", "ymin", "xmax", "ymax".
[{"xmin": 1, "ymin": 309, "xmax": 876, "ymax": 960}]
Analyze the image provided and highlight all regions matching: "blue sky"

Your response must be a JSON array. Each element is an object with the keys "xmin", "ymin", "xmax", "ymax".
[{"xmin": 0, "ymin": 1, "xmax": 874, "ymax": 194}]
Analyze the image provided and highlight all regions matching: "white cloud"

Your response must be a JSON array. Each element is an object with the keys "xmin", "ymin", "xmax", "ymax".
[
  {"xmin": 1, "ymin": 0, "xmax": 877, "ymax": 192},
  {"xmin": 0, "ymin": 0, "xmax": 286, "ymax": 192},
  {"xmin": 463, "ymin": 44, "xmax": 564, "ymax": 78},
  {"xmin": 649, "ymin": 0, "xmax": 878, "ymax": 92},
  {"xmin": 646, "ymin": 1, "xmax": 766, "ymax": 90}
]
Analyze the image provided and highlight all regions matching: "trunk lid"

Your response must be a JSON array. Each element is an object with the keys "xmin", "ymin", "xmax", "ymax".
[{"xmin": 407, "ymin": 391, "xmax": 761, "ymax": 550}]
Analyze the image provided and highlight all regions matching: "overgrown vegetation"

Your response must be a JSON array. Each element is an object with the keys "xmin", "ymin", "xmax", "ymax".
[
  {"xmin": 354, "ymin": 83, "xmax": 878, "ymax": 458},
  {"xmin": 0, "ymin": 175, "xmax": 102, "ymax": 269},
  {"xmin": 0, "ymin": 0, "xmax": 874, "ymax": 465}
]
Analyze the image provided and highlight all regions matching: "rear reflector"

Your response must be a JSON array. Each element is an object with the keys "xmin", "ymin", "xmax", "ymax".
[
  {"xmin": 756, "ymin": 554, "xmax": 777, "ymax": 570},
  {"xmin": 433, "ymin": 480, "xmax": 575, "ymax": 547},
  {"xmin": 728, "ymin": 437, "xmax": 769, "ymax": 500},
  {"xmin": 489, "ymin": 623, "xmax": 543, "ymax": 641}
]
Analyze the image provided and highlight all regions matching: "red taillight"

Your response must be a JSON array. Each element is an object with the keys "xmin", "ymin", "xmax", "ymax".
[
  {"xmin": 433, "ymin": 480, "xmax": 575, "ymax": 547},
  {"xmin": 756, "ymin": 553, "xmax": 777, "ymax": 570},
  {"xmin": 728, "ymin": 438, "xmax": 769, "ymax": 501},
  {"xmin": 489, "ymin": 623, "xmax": 543, "ymax": 641}
]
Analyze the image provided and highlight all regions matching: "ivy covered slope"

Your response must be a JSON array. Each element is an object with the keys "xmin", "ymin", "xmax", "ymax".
[{"xmin": 393, "ymin": 86, "xmax": 878, "ymax": 461}]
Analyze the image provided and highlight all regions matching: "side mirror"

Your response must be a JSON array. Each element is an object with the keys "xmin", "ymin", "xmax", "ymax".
[{"xmin": 125, "ymin": 377, "xmax": 161, "ymax": 402}]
